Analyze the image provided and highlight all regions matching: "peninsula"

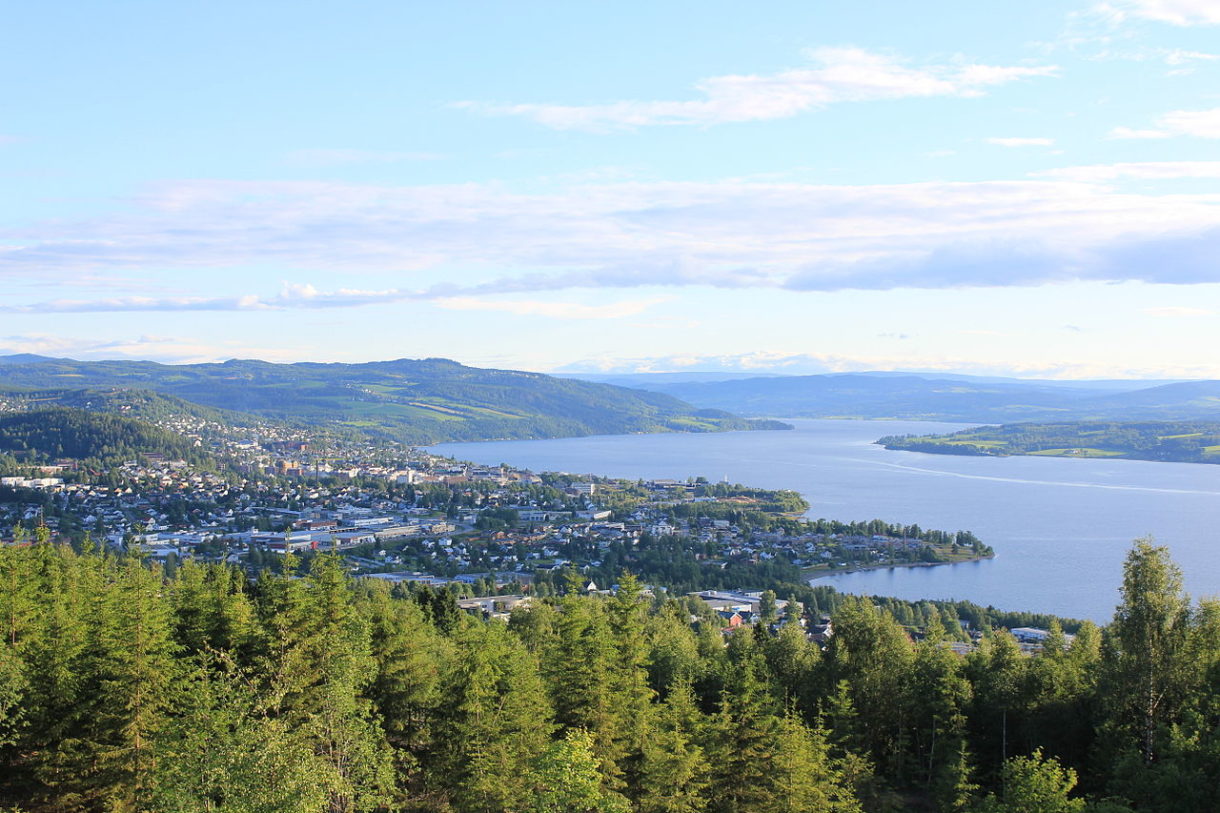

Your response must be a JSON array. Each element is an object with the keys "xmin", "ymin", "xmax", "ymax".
[{"xmin": 878, "ymin": 420, "xmax": 1220, "ymax": 464}]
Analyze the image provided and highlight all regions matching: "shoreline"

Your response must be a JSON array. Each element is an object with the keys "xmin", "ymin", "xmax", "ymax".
[{"xmin": 804, "ymin": 553, "xmax": 994, "ymax": 582}]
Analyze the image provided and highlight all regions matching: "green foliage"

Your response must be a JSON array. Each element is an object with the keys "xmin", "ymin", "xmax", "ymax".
[
  {"xmin": 0, "ymin": 408, "xmax": 213, "ymax": 469},
  {"xmin": 975, "ymin": 749, "xmax": 1085, "ymax": 813},
  {"xmin": 527, "ymin": 728, "xmax": 631, "ymax": 813},
  {"xmin": 0, "ymin": 538, "xmax": 1216, "ymax": 812}
]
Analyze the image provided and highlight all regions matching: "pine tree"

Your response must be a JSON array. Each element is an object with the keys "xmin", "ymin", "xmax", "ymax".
[
  {"xmin": 93, "ymin": 557, "xmax": 181, "ymax": 811},
  {"xmin": 170, "ymin": 560, "xmax": 259, "ymax": 661},
  {"xmin": 151, "ymin": 654, "xmax": 330, "ymax": 812},
  {"xmin": 0, "ymin": 639, "xmax": 24, "ymax": 750},
  {"xmin": 704, "ymin": 647, "xmax": 782, "ymax": 813},
  {"xmin": 269, "ymin": 554, "xmax": 395, "ymax": 812},
  {"xmin": 638, "ymin": 680, "xmax": 710, "ymax": 813},
  {"xmin": 433, "ymin": 619, "xmax": 555, "ymax": 812},
  {"xmin": 527, "ymin": 728, "xmax": 631, "ymax": 813},
  {"xmin": 764, "ymin": 611, "xmax": 821, "ymax": 711},
  {"xmin": 824, "ymin": 597, "xmax": 914, "ymax": 779},
  {"xmin": 362, "ymin": 580, "xmax": 451, "ymax": 796},
  {"xmin": 603, "ymin": 573, "xmax": 658, "ymax": 799},
  {"xmin": 768, "ymin": 710, "xmax": 861, "ymax": 813}
]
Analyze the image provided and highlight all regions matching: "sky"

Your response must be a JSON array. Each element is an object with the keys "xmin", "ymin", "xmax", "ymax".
[{"xmin": 3, "ymin": 0, "xmax": 1220, "ymax": 379}]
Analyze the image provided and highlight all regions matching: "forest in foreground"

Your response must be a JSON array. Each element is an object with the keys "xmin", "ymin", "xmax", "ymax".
[{"xmin": 0, "ymin": 537, "xmax": 1217, "ymax": 812}]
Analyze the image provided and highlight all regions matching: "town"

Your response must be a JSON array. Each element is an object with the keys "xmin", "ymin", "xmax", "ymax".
[{"xmin": 0, "ymin": 403, "xmax": 991, "ymax": 614}]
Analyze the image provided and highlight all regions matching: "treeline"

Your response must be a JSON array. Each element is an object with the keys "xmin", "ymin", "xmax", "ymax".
[
  {"xmin": 0, "ymin": 408, "xmax": 214, "ymax": 471},
  {"xmin": 879, "ymin": 421, "xmax": 1220, "ymax": 464},
  {"xmin": 1, "ymin": 538, "xmax": 1219, "ymax": 812},
  {"xmin": 536, "ymin": 537, "xmax": 1070, "ymax": 637}
]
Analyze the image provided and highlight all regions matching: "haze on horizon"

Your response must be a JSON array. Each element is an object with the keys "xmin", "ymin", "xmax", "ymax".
[{"xmin": 4, "ymin": 1, "xmax": 1220, "ymax": 380}]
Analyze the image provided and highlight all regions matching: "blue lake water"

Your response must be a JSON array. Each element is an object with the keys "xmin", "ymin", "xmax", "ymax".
[{"xmin": 433, "ymin": 419, "xmax": 1220, "ymax": 622}]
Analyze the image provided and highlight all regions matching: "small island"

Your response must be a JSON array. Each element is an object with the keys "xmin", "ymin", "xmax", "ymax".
[{"xmin": 878, "ymin": 420, "xmax": 1220, "ymax": 464}]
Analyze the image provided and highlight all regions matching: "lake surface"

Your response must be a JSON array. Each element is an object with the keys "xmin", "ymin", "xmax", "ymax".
[{"xmin": 433, "ymin": 419, "xmax": 1220, "ymax": 622}]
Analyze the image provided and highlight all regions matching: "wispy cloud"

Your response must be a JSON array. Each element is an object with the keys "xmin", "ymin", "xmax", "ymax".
[
  {"xmin": 4, "ymin": 175, "xmax": 1220, "ymax": 304},
  {"xmin": 1034, "ymin": 160, "xmax": 1220, "ymax": 181},
  {"xmin": 455, "ymin": 47, "xmax": 1058, "ymax": 130},
  {"xmin": 1164, "ymin": 48, "xmax": 1220, "ymax": 64},
  {"xmin": 1158, "ymin": 108, "xmax": 1220, "ymax": 137},
  {"xmin": 986, "ymin": 137, "xmax": 1056, "ymax": 147},
  {"xmin": 1143, "ymin": 305, "xmax": 1214, "ymax": 316},
  {"xmin": 1097, "ymin": 0, "xmax": 1220, "ymax": 25},
  {"xmin": 284, "ymin": 148, "xmax": 446, "ymax": 166},
  {"xmin": 0, "ymin": 283, "xmax": 427, "ymax": 314},
  {"xmin": 1108, "ymin": 126, "xmax": 1173, "ymax": 139},
  {"xmin": 435, "ymin": 297, "xmax": 668, "ymax": 320},
  {"xmin": 0, "ymin": 333, "xmax": 305, "ymax": 364},
  {"xmin": 1112, "ymin": 107, "xmax": 1220, "ymax": 139}
]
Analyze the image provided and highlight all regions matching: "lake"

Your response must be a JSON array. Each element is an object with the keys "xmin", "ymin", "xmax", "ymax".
[{"xmin": 433, "ymin": 419, "xmax": 1220, "ymax": 622}]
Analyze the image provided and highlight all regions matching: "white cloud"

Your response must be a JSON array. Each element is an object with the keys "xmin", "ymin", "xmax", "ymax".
[
  {"xmin": 1034, "ymin": 161, "xmax": 1220, "ymax": 181},
  {"xmin": 1164, "ymin": 48, "xmax": 1220, "ymax": 64},
  {"xmin": 456, "ymin": 47, "xmax": 1058, "ymax": 130},
  {"xmin": 986, "ymin": 137, "xmax": 1056, "ymax": 147},
  {"xmin": 1112, "ymin": 107, "xmax": 1220, "ymax": 139},
  {"xmin": 434, "ymin": 297, "xmax": 668, "ymax": 320},
  {"xmin": 1108, "ymin": 126, "xmax": 1172, "ymax": 139},
  {"xmin": 0, "ymin": 282, "xmax": 427, "ymax": 314},
  {"xmin": 4, "ymin": 175, "xmax": 1220, "ymax": 304},
  {"xmin": 1157, "ymin": 108, "xmax": 1220, "ymax": 138},
  {"xmin": 1100, "ymin": 0, "xmax": 1220, "ymax": 25},
  {"xmin": 0, "ymin": 333, "xmax": 305, "ymax": 364},
  {"xmin": 1143, "ymin": 305, "xmax": 1214, "ymax": 316}
]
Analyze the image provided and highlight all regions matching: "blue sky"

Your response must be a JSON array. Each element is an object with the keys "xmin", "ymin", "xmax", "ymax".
[{"xmin": 3, "ymin": 0, "xmax": 1220, "ymax": 377}]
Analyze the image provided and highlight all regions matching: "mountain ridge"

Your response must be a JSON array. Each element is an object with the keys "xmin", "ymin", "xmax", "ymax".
[
  {"xmin": 0, "ymin": 355, "xmax": 790, "ymax": 444},
  {"xmin": 599, "ymin": 371, "xmax": 1220, "ymax": 422}
]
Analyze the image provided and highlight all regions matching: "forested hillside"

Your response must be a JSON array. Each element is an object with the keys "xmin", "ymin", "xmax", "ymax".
[
  {"xmin": 0, "ymin": 538, "xmax": 1216, "ymax": 812},
  {"xmin": 878, "ymin": 421, "xmax": 1220, "ymax": 463},
  {"xmin": 2, "ymin": 387, "xmax": 239, "ymax": 424},
  {"xmin": 0, "ymin": 356, "xmax": 789, "ymax": 444},
  {"xmin": 0, "ymin": 409, "xmax": 214, "ymax": 471}
]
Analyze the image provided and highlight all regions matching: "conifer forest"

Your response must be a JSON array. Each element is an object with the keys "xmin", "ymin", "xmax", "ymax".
[{"xmin": 0, "ymin": 535, "xmax": 1217, "ymax": 812}]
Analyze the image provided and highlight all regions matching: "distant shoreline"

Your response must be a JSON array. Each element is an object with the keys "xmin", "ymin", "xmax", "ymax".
[{"xmin": 804, "ymin": 553, "xmax": 994, "ymax": 582}]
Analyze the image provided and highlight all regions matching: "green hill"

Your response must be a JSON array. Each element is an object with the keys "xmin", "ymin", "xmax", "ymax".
[
  {"xmin": 2, "ymin": 387, "xmax": 239, "ymax": 423},
  {"xmin": 878, "ymin": 420, "xmax": 1220, "ymax": 464},
  {"xmin": 0, "ymin": 356, "xmax": 789, "ymax": 444},
  {"xmin": 0, "ymin": 408, "xmax": 214, "ymax": 470}
]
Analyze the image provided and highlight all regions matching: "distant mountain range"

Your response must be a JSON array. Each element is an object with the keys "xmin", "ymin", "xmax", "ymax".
[
  {"xmin": 565, "ymin": 371, "xmax": 1220, "ymax": 422},
  {"xmin": 0, "ymin": 355, "xmax": 789, "ymax": 444}
]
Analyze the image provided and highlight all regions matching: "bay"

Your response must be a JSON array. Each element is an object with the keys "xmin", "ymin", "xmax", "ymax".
[{"xmin": 433, "ymin": 418, "xmax": 1220, "ymax": 622}]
